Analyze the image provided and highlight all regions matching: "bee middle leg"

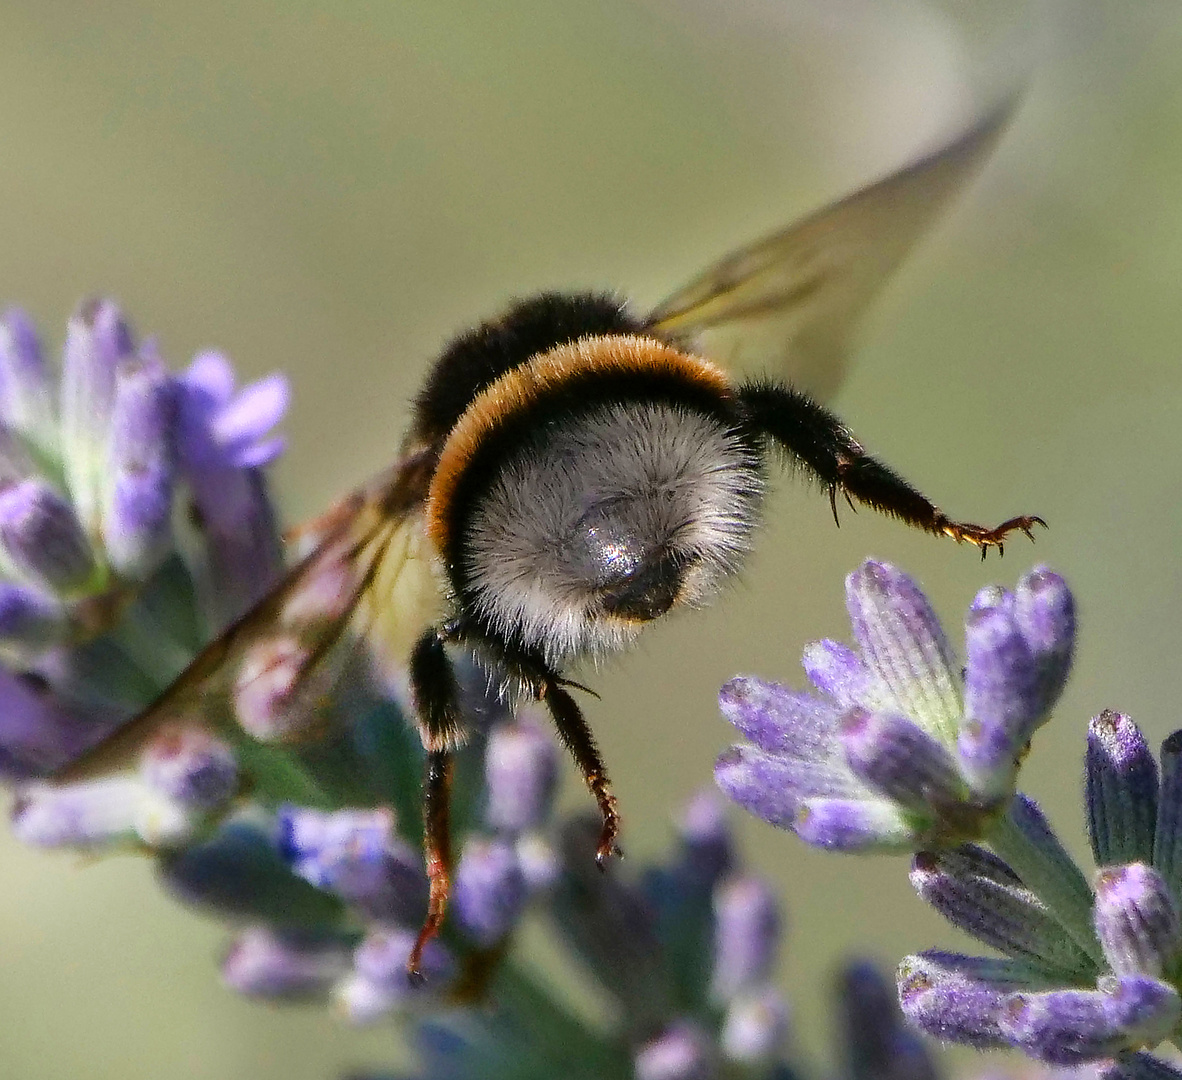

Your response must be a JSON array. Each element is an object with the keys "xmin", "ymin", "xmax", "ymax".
[{"xmin": 407, "ymin": 628, "xmax": 468, "ymax": 983}]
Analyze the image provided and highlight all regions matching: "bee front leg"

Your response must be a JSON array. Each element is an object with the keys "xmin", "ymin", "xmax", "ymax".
[
  {"xmin": 738, "ymin": 383, "xmax": 1045, "ymax": 556},
  {"xmin": 407, "ymin": 628, "xmax": 468, "ymax": 984}
]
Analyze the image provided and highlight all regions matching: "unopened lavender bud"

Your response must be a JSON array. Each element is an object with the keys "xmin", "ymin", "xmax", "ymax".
[
  {"xmin": 12, "ymin": 777, "xmax": 143, "ymax": 848},
  {"xmin": 1154, "ymin": 732, "xmax": 1182, "ymax": 900},
  {"xmin": 719, "ymin": 675, "xmax": 841, "ymax": 756},
  {"xmin": 61, "ymin": 298, "xmax": 135, "ymax": 534},
  {"xmin": 676, "ymin": 788, "xmax": 733, "ymax": 886},
  {"xmin": 844, "ymin": 561, "xmax": 960, "ymax": 741},
  {"xmin": 911, "ymin": 847, "xmax": 1095, "ymax": 977},
  {"xmin": 840, "ymin": 707, "xmax": 965, "ymax": 813},
  {"xmin": 1094, "ymin": 864, "xmax": 1181, "ymax": 978},
  {"xmin": 634, "ymin": 1021, "xmax": 716, "ymax": 1080},
  {"xmin": 1014, "ymin": 567, "xmax": 1075, "ymax": 716},
  {"xmin": 896, "ymin": 951, "xmax": 1024, "ymax": 1050},
  {"xmin": 0, "ymin": 479, "xmax": 98, "ymax": 595},
  {"xmin": 720, "ymin": 986, "xmax": 790, "ymax": 1065},
  {"xmin": 0, "ymin": 309, "xmax": 52, "ymax": 445},
  {"xmin": 233, "ymin": 636, "xmax": 325, "ymax": 741},
  {"xmin": 959, "ymin": 594, "xmax": 1041, "ymax": 799},
  {"xmin": 794, "ymin": 796, "xmax": 915, "ymax": 852},
  {"xmin": 1001, "ymin": 977, "xmax": 1182, "ymax": 1066},
  {"xmin": 279, "ymin": 807, "xmax": 427, "ymax": 924},
  {"xmin": 515, "ymin": 832, "xmax": 560, "ymax": 892},
  {"xmin": 0, "ymin": 583, "xmax": 65, "ymax": 651},
  {"xmin": 710, "ymin": 875, "xmax": 779, "ymax": 1002},
  {"xmin": 483, "ymin": 720, "xmax": 558, "ymax": 833},
  {"xmin": 1103, "ymin": 1053, "xmax": 1182, "ymax": 1079},
  {"xmin": 0, "ymin": 668, "xmax": 111, "ymax": 780},
  {"xmin": 838, "ymin": 961, "xmax": 937, "ymax": 1080},
  {"xmin": 1088, "ymin": 711, "xmax": 1159, "ymax": 867},
  {"xmin": 453, "ymin": 836, "xmax": 528, "ymax": 947},
  {"xmin": 102, "ymin": 349, "xmax": 177, "ymax": 577},
  {"xmin": 139, "ymin": 726, "xmax": 238, "ymax": 811},
  {"xmin": 221, "ymin": 927, "xmax": 351, "ymax": 1001},
  {"xmin": 337, "ymin": 928, "xmax": 453, "ymax": 1023},
  {"xmin": 801, "ymin": 638, "xmax": 872, "ymax": 708}
]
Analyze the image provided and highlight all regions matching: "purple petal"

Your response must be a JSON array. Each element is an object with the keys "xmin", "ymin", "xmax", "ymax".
[
  {"xmin": 794, "ymin": 796, "xmax": 916, "ymax": 851},
  {"xmin": 221, "ymin": 927, "xmax": 351, "ymax": 1001},
  {"xmin": 719, "ymin": 675, "xmax": 841, "ymax": 758},
  {"xmin": 710, "ymin": 875, "xmax": 780, "ymax": 1002},
  {"xmin": 279, "ymin": 806, "xmax": 428, "ymax": 924},
  {"xmin": 1001, "ymin": 977, "xmax": 1182, "ymax": 1066},
  {"xmin": 1014, "ymin": 566, "xmax": 1075, "ymax": 713},
  {"xmin": 452, "ymin": 836, "xmax": 528, "ymax": 947},
  {"xmin": 1088, "ymin": 711, "xmax": 1159, "ymax": 868},
  {"xmin": 845, "ymin": 561, "xmax": 960, "ymax": 740},
  {"xmin": 840, "ymin": 707, "xmax": 965, "ymax": 814},
  {"xmin": 897, "ymin": 950, "xmax": 1034, "ymax": 1050},
  {"xmin": 801, "ymin": 638, "xmax": 872, "ymax": 707},
  {"xmin": 139, "ymin": 726, "xmax": 238, "ymax": 812},
  {"xmin": 0, "ymin": 479, "xmax": 98, "ymax": 594},
  {"xmin": 1094, "ymin": 864, "xmax": 1181, "ymax": 978},
  {"xmin": 483, "ymin": 719, "xmax": 559, "ymax": 834},
  {"xmin": 182, "ymin": 350, "xmax": 235, "ymax": 406},
  {"xmin": 714, "ymin": 744, "xmax": 860, "ymax": 829},
  {"xmin": 209, "ymin": 373, "xmax": 289, "ymax": 462},
  {"xmin": 958, "ymin": 593, "xmax": 1042, "ymax": 799}
]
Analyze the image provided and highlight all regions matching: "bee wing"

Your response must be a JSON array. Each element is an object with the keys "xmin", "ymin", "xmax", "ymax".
[
  {"xmin": 645, "ymin": 98, "xmax": 1016, "ymax": 401},
  {"xmin": 55, "ymin": 449, "xmax": 446, "ymax": 783}
]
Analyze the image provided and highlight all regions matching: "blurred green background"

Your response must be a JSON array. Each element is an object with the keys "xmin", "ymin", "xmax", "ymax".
[{"xmin": 0, "ymin": 0, "xmax": 1179, "ymax": 1076}]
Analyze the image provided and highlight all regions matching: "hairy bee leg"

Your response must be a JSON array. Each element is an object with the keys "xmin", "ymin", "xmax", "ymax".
[
  {"xmin": 737, "ymin": 383, "xmax": 1045, "ymax": 555},
  {"xmin": 407, "ymin": 629, "xmax": 468, "ymax": 984},
  {"xmin": 540, "ymin": 678, "xmax": 622, "ymax": 867},
  {"xmin": 409, "ymin": 747, "xmax": 454, "ymax": 985}
]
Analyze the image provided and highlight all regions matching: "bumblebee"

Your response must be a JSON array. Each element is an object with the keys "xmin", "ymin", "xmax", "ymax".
[{"xmin": 58, "ymin": 102, "xmax": 1042, "ymax": 979}]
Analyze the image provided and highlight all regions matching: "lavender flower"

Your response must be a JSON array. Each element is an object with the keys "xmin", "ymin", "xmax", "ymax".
[{"xmin": 715, "ymin": 558, "xmax": 1182, "ymax": 1071}]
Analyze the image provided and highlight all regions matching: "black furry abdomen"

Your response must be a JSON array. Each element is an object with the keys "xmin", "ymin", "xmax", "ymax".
[{"xmin": 411, "ymin": 292, "xmax": 643, "ymax": 446}]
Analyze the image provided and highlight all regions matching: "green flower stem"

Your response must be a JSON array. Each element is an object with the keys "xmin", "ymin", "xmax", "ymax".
[{"xmin": 987, "ymin": 800, "xmax": 1104, "ymax": 966}]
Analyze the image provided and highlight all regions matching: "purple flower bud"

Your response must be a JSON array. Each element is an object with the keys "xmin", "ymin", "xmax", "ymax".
[
  {"xmin": 12, "ymin": 777, "xmax": 144, "ymax": 848},
  {"xmin": 279, "ymin": 807, "xmax": 428, "ymax": 924},
  {"xmin": 710, "ymin": 875, "xmax": 780, "ymax": 1002},
  {"xmin": 338, "ymin": 928, "xmax": 454, "ymax": 1023},
  {"xmin": 1014, "ymin": 567, "xmax": 1075, "ymax": 716},
  {"xmin": 1100, "ymin": 1053, "xmax": 1182, "ymax": 1079},
  {"xmin": 102, "ymin": 347, "xmax": 177, "ymax": 577},
  {"xmin": 0, "ymin": 583, "xmax": 65, "ymax": 652},
  {"xmin": 844, "ymin": 561, "xmax": 960, "ymax": 741},
  {"xmin": 801, "ymin": 638, "xmax": 872, "ymax": 708},
  {"xmin": 483, "ymin": 720, "xmax": 558, "ymax": 834},
  {"xmin": 0, "ymin": 309, "xmax": 52, "ymax": 445},
  {"xmin": 60, "ymin": 299, "xmax": 135, "ymax": 535},
  {"xmin": 1154, "ymin": 732, "xmax": 1182, "ymax": 899},
  {"xmin": 910, "ymin": 847, "xmax": 1095, "ymax": 976},
  {"xmin": 453, "ymin": 836, "xmax": 528, "ymax": 947},
  {"xmin": 139, "ymin": 726, "xmax": 238, "ymax": 812},
  {"xmin": 0, "ymin": 668, "xmax": 113, "ymax": 779},
  {"xmin": 1000, "ymin": 977, "xmax": 1181, "ymax": 1066},
  {"xmin": 221, "ymin": 927, "xmax": 351, "ymax": 1001},
  {"xmin": 676, "ymin": 788, "xmax": 733, "ymax": 887},
  {"xmin": 1088, "ymin": 712, "xmax": 1159, "ymax": 868},
  {"xmin": 177, "ymin": 352, "xmax": 285, "ymax": 624},
  {"xmin": 897, "ymin": 951, "xmax": 1029, "ymax": 1050},
  {"xmin": 837, "ymin": 962, "xmax": 938, "ymax": 1080},
  {"xmin": 634, "ymin": 1021, "xmax": 716, "ymax": 1080},
  {"xmin": 0, "ymin": 479, "xmax": 98, "ymax": 595},
  {"xmin": 794, "ymin": 796, "xmax": 916, "ymax": 852},
  {"xmin": 958, "ymin": 592, "xmax": 1041, "ymax": 799},
  {"xmin": 840, "ymin": 707, "xmax": 965, "ymax": 813},
  {"xmin": 714, "ymin": 742, "xmax": 862, "ymax": 831},
  {"xmin": 1094, "ymin": 864, "xmax": 1181, "ymax": 978},
  {"xmin": 720, "ymin": 986, "xmax": 790, "ymax": 1065},
  {"xmin": 232, "ymin": 636, "xmax": 326, "ymax": 741},
  {"xmin": 719, "ymin": 675, "xmax": 841, "ymax": 758},
  {"xmin": 515, "ymin": 832, "xmax": 560, "ymax": 893}
]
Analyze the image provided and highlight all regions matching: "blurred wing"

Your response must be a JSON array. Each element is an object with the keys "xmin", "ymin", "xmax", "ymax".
[
  {"xmin": 645, "ymin": 98, "xmax": 1017, "ymax": 401},
  {"xmin": 55, "ymin": 448, "xmax": 446, "ymax": 782}
]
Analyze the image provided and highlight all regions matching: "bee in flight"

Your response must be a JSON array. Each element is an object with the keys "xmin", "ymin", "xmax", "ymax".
[{"xmin": 56, "ymin": 102, "xmax": 1043, "ymax": 980}]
